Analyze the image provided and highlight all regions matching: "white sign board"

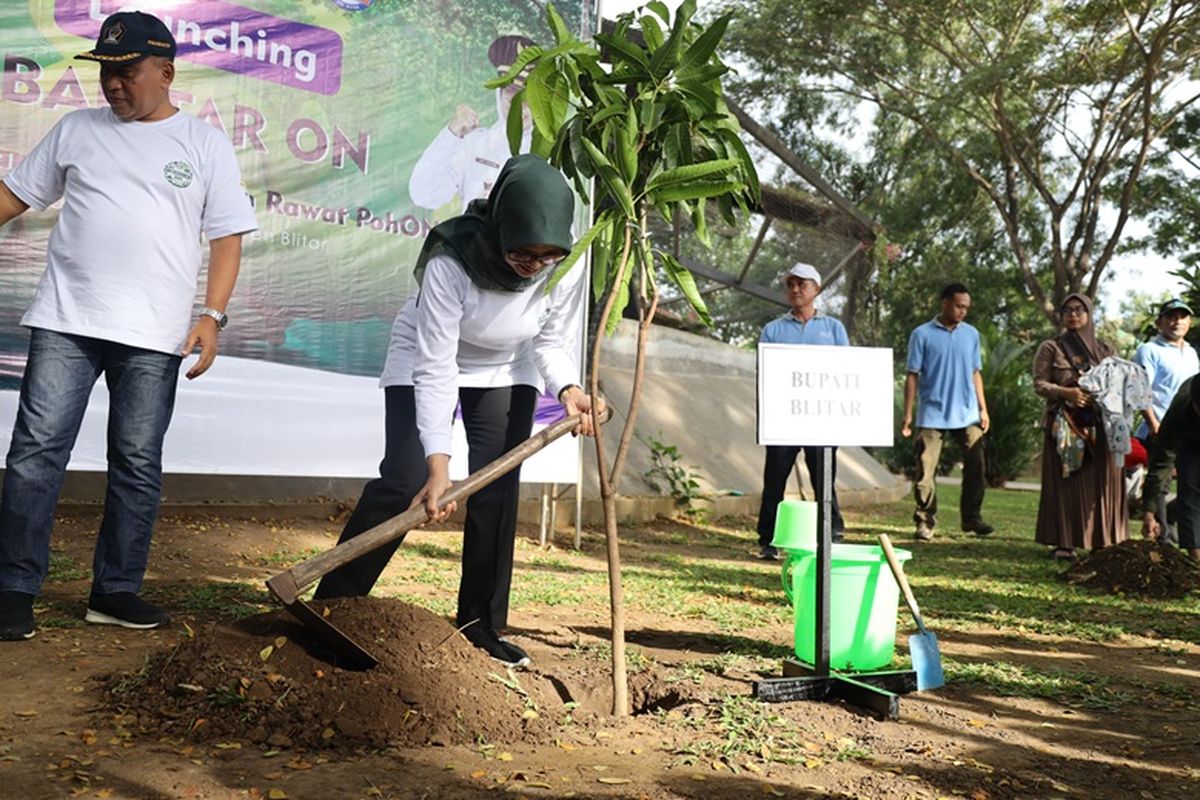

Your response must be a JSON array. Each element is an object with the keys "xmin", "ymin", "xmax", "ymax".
[{"xmin": 757, "ymin": 344, "xmax": 894, "ymax": 447}]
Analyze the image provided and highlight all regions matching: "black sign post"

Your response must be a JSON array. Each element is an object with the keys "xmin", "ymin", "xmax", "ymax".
[{"xmin": 753, "ymin": 447, "xmax": 917, "ymax": 720}]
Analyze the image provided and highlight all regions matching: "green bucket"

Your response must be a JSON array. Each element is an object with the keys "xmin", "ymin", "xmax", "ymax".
[
  {"xmin": 769, "ymin": 500, "xmax": 817, "ymax": 551},
  {"xmin": 781, "ymin": 543, "xmax": 911, "ymax": 671}
]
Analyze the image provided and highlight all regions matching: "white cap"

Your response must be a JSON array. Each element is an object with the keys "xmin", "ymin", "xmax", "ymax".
[{"xmin": 785, "ymin": 262, "xmax": 822, "ymax": 288}]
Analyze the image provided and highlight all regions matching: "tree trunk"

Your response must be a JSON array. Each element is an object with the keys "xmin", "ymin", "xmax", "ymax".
[{"xmin": 589, "ymin": 227, "xmax": 633, "ymax": 717}]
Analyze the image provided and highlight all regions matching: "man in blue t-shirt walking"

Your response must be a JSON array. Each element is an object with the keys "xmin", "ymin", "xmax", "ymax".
[
  {"xmin": 901, "ymin": 284, "xmax": 993, "ymax": 541},
  {"xmin": 755, "ymin": 263, "xmax": 850, "ymax": 560}
]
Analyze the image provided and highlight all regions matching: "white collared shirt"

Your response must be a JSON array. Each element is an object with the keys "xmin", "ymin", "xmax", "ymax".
[{"xmin": 379, "ymin": 253, "xmax": 583, "ymax": 456}]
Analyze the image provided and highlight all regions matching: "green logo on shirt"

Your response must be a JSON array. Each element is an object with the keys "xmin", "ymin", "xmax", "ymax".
[{"xmin": 163, "ymin": 161, "xmax": 194, "ymax": 188}]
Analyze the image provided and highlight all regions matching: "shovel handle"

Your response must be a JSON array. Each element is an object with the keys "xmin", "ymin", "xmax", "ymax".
[
  {"xmin": 267, "ymin": 408, "xmax": 609, "ymax": 604},
  {"xmin": 879, "ymin": 533, "xmax": 927, "ymax": 635}
]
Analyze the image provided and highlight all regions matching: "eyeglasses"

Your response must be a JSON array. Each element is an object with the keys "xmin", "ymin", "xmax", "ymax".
[
  {"xmin": 1062, "ymin": 305, "xmax": 1088, "ymax": 315},
  {"xmin": 505, "ymin": 250, "xmax": 566, "ymax": 268}
]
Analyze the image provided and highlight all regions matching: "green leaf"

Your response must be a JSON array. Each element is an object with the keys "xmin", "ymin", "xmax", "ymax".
[
  {"xmin": 659, "ymin": 251, "xmax": 712, "ymax": 327},
  {"xmin": 675, "ymin": 62, "xmax": 730, "ymax": 85},
  {"xmin": 524, "ymin": 61, "xmax": 559, "ymax": 141},
  {"xmin": 506, "ymin": 89, "xmax": 525, "ymax": 156},
  {"xmin": 715, "ymin": 128, "xmax": 760, "ymax": 201},
  {"xmin": 484, "ymin": 41, "xmax": 594, "ymax": 88},
  {"xmin": 639, "ymin": 14, "xmax": 665, "ymax": 50},
  {"xmin": 530, "ymin": 125, "xmax": 552, "ymax": 159},
  {"xmin": 691, "ymin": 199, "xmax": 709, "ymax": 247},
  {"xmin": 646, "ymin": 159, "xmax": 740, "ymax": 191},
  {"xmin": 663, "ymin": 124, "xmax": 693, "ymax": 169},
  {"xmin": 546, "ymin": 2, "xmax": 572, "ymax": 46},
  {"xmin": 606, "ymin": 264, "xmax": 633, "ymax": 336},
  {"xmin": 645, "ymin": 1, "xmax": 671, "ymax": 23},
  {"xmin": 637, "ymin": 98, "xmax": 666, "ymax": 132},
  {"xmin": 582, "ymin": 138, "xmax": 636, "ymax": 217},
  {"xmin": 547, "ymin": 210, "xmax": 615, "ymax": 291},
  {"xmin": 649, "ymin": 178, "xmax": 742, "ymax": 204},
  {"xmin": 594, "ymin": 33, "xmax": 650, "ymax": 71},
  {"xmin": 677, "ymin": 82, "xmax": 720, "ymax": 115},
  {"xmin": 676, "ymin": 14, "xmax": 731, "ymax": 76},
  {"xmin": 618, "ymin": 105, "xmax": 639, "ymax": 184},
  {"xmin": 595, "ymin": 68, "xmax": 652, "ymax": 86},
  {"xmin": 649, "ymin": 0, "xmax": 696, "ymax": 78},
  {"xmin": 591, "ymin": 218, "xmax": 615, "ymax": 302},
  {"xmin": 588, "ymin": 105, "xmax": 627, "ymax": 129},
  {"xmin": 568, "ymin": 117, "xmax": 593, "ymax": 179},
  {"xmin": 485, "ymin": 46, "xmax": 544, "ymax": 89}
]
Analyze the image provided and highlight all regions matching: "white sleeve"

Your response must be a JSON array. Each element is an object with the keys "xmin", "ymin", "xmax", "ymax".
[
  {"xmin": 408, "ymin": 127, "xmax": 468, "ymax": 210},
  {"xmin": 200, "ymin": 131, "xmax": 257, "ymax": 238},
  {"xmin": 4, "ymin": 115, "xmax": 68, "ymax": 210},
  {"xmin": 533, "ymin": 266, "xmax": 585, "ymax": 399},
  {"xmin": 412, "ymin": 255, "xmax": 468, "ymax": 457}
]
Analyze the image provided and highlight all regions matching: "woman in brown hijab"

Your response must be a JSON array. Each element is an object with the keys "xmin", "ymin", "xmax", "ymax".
[{"xmin": 1033, "ymin": 293, "xmax": 1126, "ymax": 558}]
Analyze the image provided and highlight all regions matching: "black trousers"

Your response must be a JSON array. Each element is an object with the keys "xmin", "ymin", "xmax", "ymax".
[
  {"xmin": 1174, "ymin": 438, "xmax": 1200, "ymax": 551},
  {"xmin": 314, "ymin": 384, "xmax": 537, "ymax": 630},
  {"xmin": 755, "ymin": 445, "xmax": 844, "ymax": 546}
]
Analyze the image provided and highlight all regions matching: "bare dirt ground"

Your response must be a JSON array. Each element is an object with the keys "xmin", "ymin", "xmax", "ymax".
[{"xmin": 1, "ymin": 507, "xmax": 1197, "ymax": 799}]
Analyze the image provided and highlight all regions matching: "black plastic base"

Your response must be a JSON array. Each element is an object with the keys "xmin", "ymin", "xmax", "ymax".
[{"xmin": 753, "ymin": 658, "xmax": 918, "ymax": 720}]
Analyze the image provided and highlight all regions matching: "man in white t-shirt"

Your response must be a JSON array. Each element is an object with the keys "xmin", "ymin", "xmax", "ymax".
[
  {"xmin": 408, "ymin": 35, "xmax": 535, "ymax": 212},
  {"xmin": 0, "ymin": 12, "xmax": 257, "ymax": 641}
]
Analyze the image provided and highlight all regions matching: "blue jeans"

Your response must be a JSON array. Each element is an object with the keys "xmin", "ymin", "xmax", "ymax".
[{"xmin": 0, "ymin": 329, "xmax": 180, "ymax": 595}]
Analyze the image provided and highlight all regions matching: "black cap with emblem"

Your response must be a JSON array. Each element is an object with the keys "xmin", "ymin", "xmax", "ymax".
[{"xmin": 75, "ymin": 11, "xmax": 177, "ymax": 64}]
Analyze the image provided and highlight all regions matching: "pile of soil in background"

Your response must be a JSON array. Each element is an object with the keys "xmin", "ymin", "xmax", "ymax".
[
  {"xmin": 1062, "ymin": 539, "xmax": 1200, "ymax": 598},
  {"xmin": 103, "ymin": 597, "xmax": 562, "ymax": 750}
]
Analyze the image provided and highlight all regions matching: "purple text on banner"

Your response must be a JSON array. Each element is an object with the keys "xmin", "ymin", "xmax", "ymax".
[{"xmin": 54, "ymin": 0, "xmax": 344, "ymax": 96}]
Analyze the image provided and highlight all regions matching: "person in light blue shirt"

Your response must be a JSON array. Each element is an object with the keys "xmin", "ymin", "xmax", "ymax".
[
  {"xmin": 1133, "ymin": 298, "xmax": 1198, "ymax": 547},
  {"xmin": 755, "ymin": 262, "xmax": 849, "ymax": 560},
  {"xmin": 901, "ymin": 284, "xmax": 993, "ymax": 541},
  {"xmin": 1133, "ymin": 298, "xmax": 1199, "ymax": 442}
]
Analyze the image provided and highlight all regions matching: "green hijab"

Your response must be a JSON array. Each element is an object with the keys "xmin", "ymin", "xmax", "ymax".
[{"xmin": 413, "ymin": 154, "xmax": 575, "ymax": 292}]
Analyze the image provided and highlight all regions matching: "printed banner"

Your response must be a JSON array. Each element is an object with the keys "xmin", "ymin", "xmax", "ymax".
[{"xmin": 0, "ymin": 0, "xmax": 594, "ymax": 481}]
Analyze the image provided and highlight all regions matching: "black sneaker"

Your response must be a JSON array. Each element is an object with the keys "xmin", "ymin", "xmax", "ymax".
[
  {"xmin": 85, "ymin": 592, "xmax": 170, "ymax": 629},
  {"xmin": 962, "ymin": 520, "xmax": 995, "ymax": 537},
  {"xmin": 0, "ymin": 591, "xmax": 35, "ymax": 641},
  {"xmin": 462, "ymin": 623, "xmax": 528, "ymax": 667},
  {"xmin": 498, "ymin": 636, "xmax": 531, "ymax": 668},
  {"xmin": 757, "ymin": 545, "xmax": 781, "ymax": 561}
]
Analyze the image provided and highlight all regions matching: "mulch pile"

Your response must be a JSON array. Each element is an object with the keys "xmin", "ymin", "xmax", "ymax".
[
  {"xmin": 103, "ymin": 597, "xmax": 561, "ymax": 750},
  {"xmin": 1062, "ymin": 539, "xmax": 1200, "ymax": 599}
]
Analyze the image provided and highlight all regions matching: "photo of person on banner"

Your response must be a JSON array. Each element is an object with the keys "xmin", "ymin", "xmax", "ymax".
[
  {"xmin": 408, "ymin": 34, "xmax": 536, "ymax": 212},
  {"xmin": 0, "ymin": 12, "xmax": 256, "ymax": 641},
  {"xmin": 314, "ymin": 155, "xmax": 604, "ymax": 668}
]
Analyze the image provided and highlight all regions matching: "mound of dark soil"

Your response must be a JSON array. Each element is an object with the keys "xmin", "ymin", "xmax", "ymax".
[
  {"xmin": 104, "ymin": 597, "xmax": 561, "ymax": 750},
  {"xmin": 1063, "ymin": 539, "xmax": 1200, "ymax": 599}
]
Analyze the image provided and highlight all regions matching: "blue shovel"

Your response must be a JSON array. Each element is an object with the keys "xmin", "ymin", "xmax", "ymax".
[{"xmin": 880, "ymin": 534, "xmax": 945, "ymax": 690}]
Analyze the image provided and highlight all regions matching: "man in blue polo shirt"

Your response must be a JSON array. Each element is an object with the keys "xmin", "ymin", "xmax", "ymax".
[
  {"xmin": 901, "ymin": 284, "xmax": 993, "ymax": 541},
  {"xmin": 754, "ymin": 262, "xmax": 849, "ymax": 560}
]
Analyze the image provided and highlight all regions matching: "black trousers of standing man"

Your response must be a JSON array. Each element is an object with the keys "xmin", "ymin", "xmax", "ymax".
[
  {"xmin": 314, "ymin": 384, "xmax": 536, "ymax": 632},
  {"xmin": 756, "ymin": 445, "xmax": 845, "ymax": 547}
]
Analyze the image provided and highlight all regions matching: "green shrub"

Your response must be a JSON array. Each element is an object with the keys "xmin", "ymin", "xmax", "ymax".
[{"xmin": 979, "ymin": 334, "xmax": 1043, "ymax": 486}]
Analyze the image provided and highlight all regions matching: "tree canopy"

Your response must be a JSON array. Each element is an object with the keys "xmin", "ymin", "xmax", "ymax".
[{"xmin": 722, "ymin": 0, "xmax": 1200, "ymax": 326}]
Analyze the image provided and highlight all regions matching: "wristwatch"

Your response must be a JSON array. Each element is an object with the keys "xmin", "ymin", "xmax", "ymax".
[{"xmin": 200, "ymin": 307, "xmax": 229, "ymax": 330}]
